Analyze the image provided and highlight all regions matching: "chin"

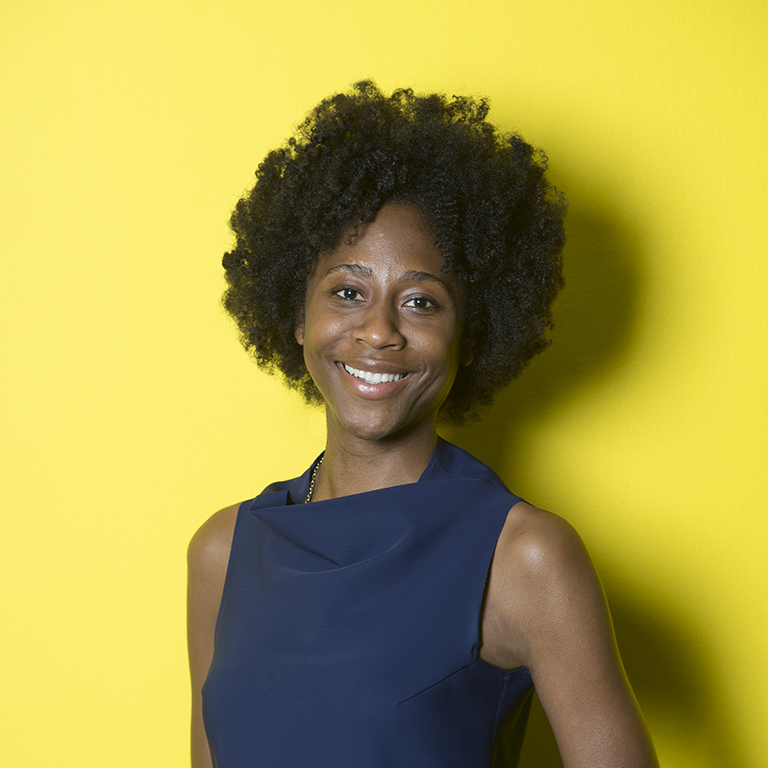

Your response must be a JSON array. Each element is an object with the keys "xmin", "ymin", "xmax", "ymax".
[
  {"xmin": 338, "ymin": 417, "xmax": 406, "ymax": 443},
  {"xmin": 330, "ymin": 403, "xmax": 439, "ymax": 444}
]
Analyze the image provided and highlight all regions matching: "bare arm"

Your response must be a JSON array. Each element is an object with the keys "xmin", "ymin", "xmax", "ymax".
[
  {"xmin": 481, "ymin": 502, "xmax": 658, "ymax": 768},
  {"xmin": 187, "ymin": 504, "xmax": 238, "ymax": 768}
]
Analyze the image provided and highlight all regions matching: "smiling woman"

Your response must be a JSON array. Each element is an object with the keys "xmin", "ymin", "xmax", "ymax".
[
  {"xmin": 297, "ymin": 205, "xmax": 470, "ymax": 452},
  {"xmin": 187, "ymin": 81, "xmax": 659, "ymax": 768}
]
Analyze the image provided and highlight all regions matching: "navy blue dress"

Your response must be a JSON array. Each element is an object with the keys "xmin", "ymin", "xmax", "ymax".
[{"xmin": 203, "ymin": 438, "xmax": 534, "ymax": 767}]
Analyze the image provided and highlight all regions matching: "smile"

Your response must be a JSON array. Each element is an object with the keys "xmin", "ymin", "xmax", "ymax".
[{"xmin": 342, "ymin": 364, "xmax": 405, "ymax": 384}]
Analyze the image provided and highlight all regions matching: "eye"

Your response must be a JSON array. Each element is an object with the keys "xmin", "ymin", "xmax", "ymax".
[
  {"xmin": 404, "ymin": 295, "xmax": 437, "ymax": 310},
  {"xmin": 333, "ymin": 287, "xmax": 363, "ymax": 301}
]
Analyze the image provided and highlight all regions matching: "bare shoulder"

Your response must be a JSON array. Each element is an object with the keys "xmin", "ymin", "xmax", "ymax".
[
  {"xmin": 488, "ymin": 501, "xmax": 658, "ymax": 767},
  {"xmin": 187, "ymin": 503, "xmax": 240, "ymax": 580},
  {"xmin": 187, "ymin": 503, "xmax": 240, "ymax": 657},
  {"xmin": 493, "ymin": 500, "xmax": 596, "ymax": 591},
  {"xmin": 481, "ymin": 501, "xmax": 608, "ymax": 672},
  {"xmin": 187, "ymin": 503, "xmax": 240, "ymax": 768}
]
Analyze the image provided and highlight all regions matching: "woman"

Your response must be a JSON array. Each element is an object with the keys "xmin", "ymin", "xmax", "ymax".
[{"xmin": 188, "ymin": 81, "xmax": 658, "ymax": 768}]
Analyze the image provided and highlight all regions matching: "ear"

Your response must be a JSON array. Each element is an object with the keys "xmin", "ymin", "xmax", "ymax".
[{"xmin": 295, "ymin": 320, "xmax": 305, "ymax": 346}]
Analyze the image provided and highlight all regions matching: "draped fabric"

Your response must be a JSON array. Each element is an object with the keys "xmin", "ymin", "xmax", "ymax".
[{"xmin": 203, "ymin": 438, "xmax": 533, "ymax": 767}]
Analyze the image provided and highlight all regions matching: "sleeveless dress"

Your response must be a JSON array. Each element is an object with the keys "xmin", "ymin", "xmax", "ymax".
[{"xmin": 202, "ymin": 438, "xmax": 534, "ymax": 767}]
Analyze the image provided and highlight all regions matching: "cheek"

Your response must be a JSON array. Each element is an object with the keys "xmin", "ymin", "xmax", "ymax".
[
  {"xmin": 300, "ymin": 316, "xmax": 343, "ymax": 374},
  {"xmin": 419, "ymin": 332, "xmax": 463, "ymax": 390},
  {"xmin": 300, "ymin": 342, "xmax": 327, "ymax": 397}
]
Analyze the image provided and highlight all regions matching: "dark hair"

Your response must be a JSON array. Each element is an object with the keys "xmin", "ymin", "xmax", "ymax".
[{"xmin": 222, "ymin": 80, "xmax": 566, "ymax": 422}]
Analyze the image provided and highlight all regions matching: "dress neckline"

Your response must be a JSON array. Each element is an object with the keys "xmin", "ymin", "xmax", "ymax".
[{"xmin": 292, "ymin": 437, "xmax": 446, "ymax": 506}]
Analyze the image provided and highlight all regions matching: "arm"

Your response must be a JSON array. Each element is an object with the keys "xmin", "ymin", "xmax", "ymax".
[
  {"xmin": 187, "ymin": 504, "xmax": 239, "ymax": 768},
  {"xmin": 481, "ymin": 502, "xmax": 658, "ymax": 768}
]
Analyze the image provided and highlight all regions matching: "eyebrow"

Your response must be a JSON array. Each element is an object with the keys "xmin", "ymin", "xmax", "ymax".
[
  {"xmin": 324, "ymin": 264, "xmax": 374, "ymax": 279},
  {"xmin": 324, "ymin": 264, "xmax": 450, "ymax": 290},
  {"xmin": 400, "ymin": 270, "xmax": 450, "ymax": 290}
]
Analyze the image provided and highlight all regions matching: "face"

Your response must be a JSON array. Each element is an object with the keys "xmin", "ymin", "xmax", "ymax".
[{"xmin": 295, "ymin": 204, "xmax": 472, "ymax": 444}]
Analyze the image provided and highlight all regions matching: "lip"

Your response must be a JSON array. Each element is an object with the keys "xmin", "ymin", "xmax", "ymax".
[{"xmin": 337, "ymin": 361, "xmax": 412, "ymax": 400}]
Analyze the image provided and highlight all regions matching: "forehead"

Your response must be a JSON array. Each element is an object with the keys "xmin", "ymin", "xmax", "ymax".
[{"xmin": 314, "ymin": 204, "xmax": 449, "ymax": 277}]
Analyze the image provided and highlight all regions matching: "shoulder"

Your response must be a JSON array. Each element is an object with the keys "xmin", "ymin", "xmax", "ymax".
[
  {"xmin": 187, "ymin": 503, "xmax": 240, "ymax": 582},
  {"xmin": 487, "ymin": 503, "xmax": 660, "ymax": 767},
  {"xmin": 494, "ymin": 501, "xmax": 595, "ymax": 588},
  {"xmin": 187, "ymin": 504, "xmax": 241, "ymax": 768},
  {"xmin": 482, "ymin": 501, "xmax": 608, "ymax": 670},
  {"xmin": 187, "ymin": 503, "xmax": 241, "ymax": 667}
]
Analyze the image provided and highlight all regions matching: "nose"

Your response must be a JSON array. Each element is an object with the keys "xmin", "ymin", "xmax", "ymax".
[{"xmin": 352, "ymin": 301, "xmax": 405, "ymax": 349}]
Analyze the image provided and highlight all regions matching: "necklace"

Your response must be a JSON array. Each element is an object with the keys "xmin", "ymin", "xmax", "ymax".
[{"xmin": 305, "ymin": 455, "xmax": 324, "ymax": 503}]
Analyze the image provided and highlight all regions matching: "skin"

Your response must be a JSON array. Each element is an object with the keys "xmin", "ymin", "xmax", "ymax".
[
  {"xmin": 294, "ymin": 204, "xmax": 473, "ymax": 497},
  {"xmin": 188, "ymin": 204, "xmax": 659, "ymax": 768}
]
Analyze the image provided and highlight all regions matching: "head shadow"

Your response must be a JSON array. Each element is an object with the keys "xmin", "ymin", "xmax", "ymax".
[
  {"xmin": 445, "ymin": 199, "xmax": 643, "ymax": 468},
  {"xmin": 445, "ymin": 197, "xmax": 746, "ymax": 767}
]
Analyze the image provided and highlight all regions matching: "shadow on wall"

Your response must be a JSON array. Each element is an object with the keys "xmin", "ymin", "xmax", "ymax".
[
  {"xmin": 610, "ymin": 595, "xmax": 748, "ymax": 768},
  {"xmin": 446, "ymin": 205, "xmax": 644, "ymax": 463},
  {"xmin": 445, "ymin": 206, "xmax": 745, "ymax": 767},
  {"xmin": 508, "ymin": 593, "xmax": 748, "ymax": 768}
]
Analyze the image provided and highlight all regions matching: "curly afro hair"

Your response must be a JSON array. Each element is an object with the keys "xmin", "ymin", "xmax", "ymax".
[{"xmin": 222, "ymin": 80, "xmax": 566, "ymax": 422}]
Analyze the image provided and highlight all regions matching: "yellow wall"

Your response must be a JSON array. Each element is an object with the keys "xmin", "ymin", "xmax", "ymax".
[{"xmin": 1, "ymin": 1, "xmax": 765, "ymax": 765}]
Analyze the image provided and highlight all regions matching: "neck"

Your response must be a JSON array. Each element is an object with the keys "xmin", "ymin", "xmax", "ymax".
[{"xmin": 310, "ymin": 428, "xmax": 439, "ymax": 502}]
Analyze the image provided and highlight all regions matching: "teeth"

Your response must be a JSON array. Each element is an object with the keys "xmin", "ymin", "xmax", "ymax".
[{"xmin": 343, "ymin": 364, "xmax": 403, "ymax": 384}]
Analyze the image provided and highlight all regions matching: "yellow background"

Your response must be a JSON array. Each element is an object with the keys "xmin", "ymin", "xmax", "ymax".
[{"xmin": 2, "ymin": 1, "xmax": 766, "ymax": 765}]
